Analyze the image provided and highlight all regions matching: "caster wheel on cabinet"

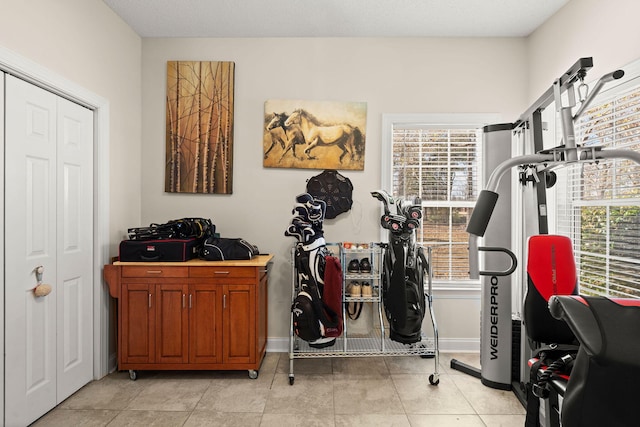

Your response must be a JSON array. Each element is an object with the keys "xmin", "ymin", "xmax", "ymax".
[
  {"xmin": 128, "ymin": 370, "xmax": 137, "ymax": 381},
  {"xmin": 248, "ymin": 370, "xmax": 259, "ymax": 379}
]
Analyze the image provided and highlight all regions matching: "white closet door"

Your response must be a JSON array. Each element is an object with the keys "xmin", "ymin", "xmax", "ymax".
[
  {"xmin": 0, "ymin": 72, "xmax": 5, "ymax": 427},
  {"xmin": 56, "ymin": 91, "xmax": 94, "ymax": 401},
  {"xmin": 4, "ymin": 75, "xmax": 93, "ymax": 426}
]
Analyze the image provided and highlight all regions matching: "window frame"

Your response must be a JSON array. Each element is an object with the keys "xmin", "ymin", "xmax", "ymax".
[{"xmin": 382, "ymin": 113, "xmax": 500, "ymax": 287}]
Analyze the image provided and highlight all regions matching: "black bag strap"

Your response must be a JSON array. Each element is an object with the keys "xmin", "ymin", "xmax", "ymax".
[
  {"xmin": 525, "ymin": 358, "xmax": 543, "ymax": 427},
  {"xmin": 347, "ymin": 302, "xmax": 363, "ymax": 320}
]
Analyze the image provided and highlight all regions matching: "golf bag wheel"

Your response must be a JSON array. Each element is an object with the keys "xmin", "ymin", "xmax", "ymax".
[
  {"xmin": 248, "ymin": 370, "xmax": 258, "ymax": 379},
  {"xmin": 128, "ymin": 370, "xmax": 137, "ymax": 381},
  {"xmin": 429, "ymin": 373, "xmax": 440, "ymax": 386}
]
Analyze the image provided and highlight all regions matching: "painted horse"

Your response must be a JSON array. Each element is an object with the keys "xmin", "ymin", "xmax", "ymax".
[
  {"xmin": 284, "ymin": 109, "xmax": 364, "ymax": 163},
  {"xmin": 264, "ymin": 112, "xmax": 306, "ymax": 161}
]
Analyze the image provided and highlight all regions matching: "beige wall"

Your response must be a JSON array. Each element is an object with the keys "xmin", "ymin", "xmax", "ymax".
[
  {"xmin": 0, "ymin": 0, "xmax": 143, "ymax": 254},
  {"xmin": 142, "ymin": 37, "xmax": 528, "ymax": 345},
  {"xmin": 527, "ymin": 0, "xmax": 640, "ymax": 103}
]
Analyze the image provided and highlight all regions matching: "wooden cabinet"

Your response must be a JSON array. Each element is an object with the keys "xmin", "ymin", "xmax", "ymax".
[{"xmin": 104, "ymin": 256, "xmax": 272, "ymax": 379}]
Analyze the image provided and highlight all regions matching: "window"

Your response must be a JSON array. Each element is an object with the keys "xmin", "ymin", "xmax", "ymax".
[
  {"xmin": 556, "ymin": 73, "xmax": 640, "ymax": 298},
  {"xmin": 382, "ymin": 114, "xmax": 499, "ymax": 282}
]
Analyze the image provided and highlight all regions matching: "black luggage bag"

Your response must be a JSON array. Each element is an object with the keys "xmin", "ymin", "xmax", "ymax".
[{"xmin": 119, "ymin": 238, "xmax": 201, "ymax": 262}]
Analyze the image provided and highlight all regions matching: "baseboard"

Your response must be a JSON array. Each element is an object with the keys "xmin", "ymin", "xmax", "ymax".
[
  {"xmin": 438, "ymin": 338, "xmax": 480, "ymax": 353},
  {"xmin": 266, "ymin": 337, "xmax": 479, "ymax": 353},
  {"xmin": 267, "ymin": 337, "xmax": 290, "ymax": 353}
]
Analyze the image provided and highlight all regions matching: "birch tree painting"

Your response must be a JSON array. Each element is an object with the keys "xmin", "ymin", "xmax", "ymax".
[{"xmin": 166, "ymin": 61, "xmax": 235, "ymax": 194}]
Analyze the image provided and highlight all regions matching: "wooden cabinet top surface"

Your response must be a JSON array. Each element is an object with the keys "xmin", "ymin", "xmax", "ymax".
[
  {"xmin": 112, "ymin": 254, "xmax": 273, "ymax": 268},
  {"xmin": 104, "ymin": 255, "xmax": 273, "ymax": 299}
]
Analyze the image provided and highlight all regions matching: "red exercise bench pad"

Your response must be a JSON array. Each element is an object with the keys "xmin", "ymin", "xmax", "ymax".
[
  {"xmin": 525, "ymin": 235, "xmax": 578, "ymax": 344},
  {"xmin": 527, "ymin": 235, "xmax": 577, "ymax": 301}
]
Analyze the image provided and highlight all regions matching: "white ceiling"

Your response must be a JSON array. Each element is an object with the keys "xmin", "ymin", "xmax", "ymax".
[{"xmin": 102, "ymin": 0, "xmax": 569, "ymax": 38}]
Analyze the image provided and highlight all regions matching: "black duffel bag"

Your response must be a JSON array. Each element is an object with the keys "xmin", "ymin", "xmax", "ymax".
[{"xmin": 200, "ymin": 237, "xmax": 259, "ymax": 261}]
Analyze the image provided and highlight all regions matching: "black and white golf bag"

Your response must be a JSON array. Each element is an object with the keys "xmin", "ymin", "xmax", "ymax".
[
  {"xmin": 372, "ymin": 190, "xmax": 427, "ymax": 344},
  {"xmin": 287, "ymin": 193, "xmax": 342, "ymax": 348}
]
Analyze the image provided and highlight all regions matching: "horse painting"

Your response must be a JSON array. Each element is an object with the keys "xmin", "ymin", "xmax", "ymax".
[
  {"xmin": 284, "ymin": 109, "xmax": 364, "ymax": 164},
  {"xmin": 264, "ymin": 112, "xmax": 306, "ymax": 161}
]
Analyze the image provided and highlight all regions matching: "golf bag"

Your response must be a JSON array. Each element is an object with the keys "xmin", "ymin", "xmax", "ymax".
[
  {"xmin": 287, "ymin": 193, "xmax": 343, "ymax": 348},
  {"xmin": 373, "ymin": 190, "xmax": 427, "ymax": 344}
]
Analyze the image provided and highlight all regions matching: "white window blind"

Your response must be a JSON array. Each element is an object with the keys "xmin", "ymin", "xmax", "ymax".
[
  {"xmin": 391, "ymin": 126, "xmax": 482, "ymax": 280},
  {"xmin": 556, "ymin": 80, "xmax": 640, "ymax": 297}
]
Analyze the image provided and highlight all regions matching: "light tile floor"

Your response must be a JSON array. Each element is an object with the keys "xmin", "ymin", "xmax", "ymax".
[{"xmin": 32, "ymin": 352, "xmax": 525, "ymax": 426}]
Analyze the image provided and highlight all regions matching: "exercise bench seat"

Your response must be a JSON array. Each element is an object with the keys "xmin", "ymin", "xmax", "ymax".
[{"xmin": 549, "ymin": 295, "xmax": 640, "ymax": 427}]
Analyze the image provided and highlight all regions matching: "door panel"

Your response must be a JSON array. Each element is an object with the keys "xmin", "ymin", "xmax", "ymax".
[
  {"xmin": 5, "ymin": 75, "xmax": 58, "ymax": 426},
  {"xmin": 156, "ymin": 284, "xmax": 189, "ymax": 363},
  {"xmin": 224, "ymin": 285, "xmax": 255, "ymax": 364},
  {"xmin": 122, "ymin": 283, "xmax": 154, "ymax": 363},
  {"xmin": 0, "ymin": 72, "xmax": 4, "ymax": 426},
  {"xmin": 26, "ymin": 295, "xmax": 54, "ymax": 390},
  {"xmin": 26, "ymin": 157, "xmax": 53, "ymax": 256},
  {"xmin": 56, "ymin": 95, "xmax": 93, "ymax": 400},
  {"xmin": 190, "ymin": 284, "xmax": 222, "ymax": 364}
]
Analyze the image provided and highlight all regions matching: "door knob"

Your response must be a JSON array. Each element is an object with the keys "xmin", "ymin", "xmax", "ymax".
[{"xmin": 33, "ymin": 265, "xmax": 52, "ymax": 297}]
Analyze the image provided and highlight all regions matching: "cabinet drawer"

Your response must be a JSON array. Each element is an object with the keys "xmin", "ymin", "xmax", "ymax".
[
  {"xmin": 189, "ymin": 266, "xmax": 256, "ymax": 278},
  {"xmin": 121, "ymin": 266, "xmax": 189, "ymax": 278}
]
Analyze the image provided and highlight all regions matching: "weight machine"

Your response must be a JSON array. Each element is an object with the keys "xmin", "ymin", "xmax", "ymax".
[{"xmin": 451, "ymin": 57, "xmax": 640, "ymax": 402}]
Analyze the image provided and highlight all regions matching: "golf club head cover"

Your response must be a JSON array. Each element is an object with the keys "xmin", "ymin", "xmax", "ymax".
[
  {"xmin": 284, "ymin": 224, "xmax": 304, "ymax": 241},
  {"xmin": 292, "ymin": 196, "xmax": 326, "ymax": 225},
  {"xmin": 371, "ymin": 189, "xmax": 397, "ymax": 215},
  {"xmin": 405, "ymin": 205, "xmax": 423, "ymax": 221},
  {"xmin": 403, "ymin": 218, "xmax": 420, "ymax": 233},
  {"xmin": 381, "ymin": 213, "xmax": 407, "ymax": 233}
]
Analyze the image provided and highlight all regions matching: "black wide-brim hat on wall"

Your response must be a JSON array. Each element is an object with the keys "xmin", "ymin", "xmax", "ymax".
[{"xmin": 306, "ymin": 170, "xmax": 354, "ymax": 220}]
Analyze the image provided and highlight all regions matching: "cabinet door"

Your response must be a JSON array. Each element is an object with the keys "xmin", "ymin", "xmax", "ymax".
[
  {"xmin": 189, "ymin": 284, "xmax": 223, "ymax": 364},
  {"xmin": 224, "ymin": 284, "xmax": 256, "ymax": 364},
  {"xmin": 121, "ymin": 283, "xmax": 155, "ymax": 364},
  {"xmin": 156, "ymin": 284, "xmax": 189, "ymax": 364}
]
